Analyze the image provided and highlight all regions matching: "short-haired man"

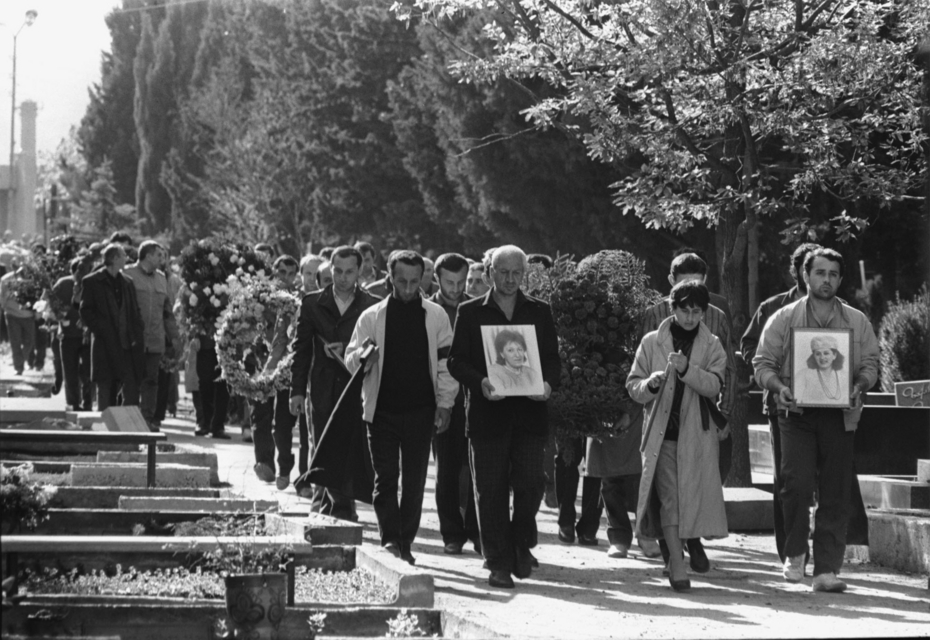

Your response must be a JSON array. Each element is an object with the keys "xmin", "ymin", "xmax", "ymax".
[
  {"xmin": 254, "ymin": 243, "xmax": 276, "ymax": 262},
  {"xmin": 345, "ymin": 250, "xmax": 458, "ymax": 564},
  {"xmin": 80, "ymin": 244, "xmax": 146, "ymax": 410},
  {"xmin": 448, "ymin": 245, "xmax": 561, "ymax": 589},
  {"xmin": 465, "ymin": 262, "xmax": 490, "ymax": 298},
  {"xmin": 741, "ymin": 242, "xmax": 820, "ymax": 562},
  {"xmin": 0, "ymin": 260, "xmax": 36, "ymax": 375},
  {"xmin": 252, "ymin": 255, "xmax": 302, "ymax": 490},
  {"xmin": 354, "ymin": 241, "xmax": 379, "ymax": 289},
  {"xmin": 420, "ymin": 257, "xmax": 437, "ymax": 296},
  {"xmin": 51, "ymin": 257, "xmax": 93, "ymax": 411},
  {"xmin": 124, "ymin": 241, "xmax": 179, "ymax": 428},
  {"xmin": 290, "ymin": 246, "xmax": 381, "ymax": 519},
  {"xmin": 316, "ymin": 262, "xmax": 333, "ymax": 290},
  {"xmin": 430, "ymin": 253, "xmax": 480, "ymax": 555},
  {"xmin": 299, "ymin": 254, "xmax": 325, "ymax": 294},
  {"xmin": 639, "ymin": 251, "xmax": 737, "ymax": 572},
  {"xmin": 754, "ymin": 248, "xmax": 879, "ymax": 593}
]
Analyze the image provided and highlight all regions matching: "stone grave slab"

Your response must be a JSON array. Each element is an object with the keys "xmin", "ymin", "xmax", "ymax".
[
  {"xmin": 265, "ymin": 512, "xmax": 363, "ymax": 545},
  {"xmin": 49, "ymin": 487, "xmax": 220, "ymax": 509},
  {"xmin": 117, "ymin": 496, "xmax": 277, "ymax": 512},
  {"xmin": 918, "ymin": 459, "xmax": 930, "ymax": 483},
  {"xmin": 858, "ymin": 475, "xmax": 930, "ymax": 510},
  {"xmin": 355, "ymin": 544, "xmax": 434, "ymax": 608},
  {"xmin": 71, "ymin": 462, "xmax": 210, "ymax": 488},
  {"xmin": 66, "ymin": 411, "xmax": 103, "ymax": 428},
  {"xmin": 723, "ymin": 487, "xmax": 774, "ymax": 531},
  {"xmin": 867, "ymin": 508, "xmax": 930, "ymax": 574},
  {"xmin": 0, "ymin": 397, "xmax": 67, "ymax": 424},
  {"xmin": 102, "ymin": 406, "xmax": 150, "ymax": 433},
  {"xmin": 98, "ymin": 451, "xmax": 220, "ymax": 486}
]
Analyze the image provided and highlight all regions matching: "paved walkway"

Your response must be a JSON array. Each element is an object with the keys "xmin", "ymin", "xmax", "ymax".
[{"xmin": 2, "ymin": 346, "xmax": 928, "ymax": 639}]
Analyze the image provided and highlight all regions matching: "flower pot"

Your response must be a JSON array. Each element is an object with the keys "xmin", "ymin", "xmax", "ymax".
[{"xmin": 224, "ymin": 572, "xmax": 288, "ymax": 640}]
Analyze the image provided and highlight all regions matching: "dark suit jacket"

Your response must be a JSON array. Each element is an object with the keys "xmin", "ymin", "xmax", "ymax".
[
  {"xmin": 79, "ymin": 267, "xmax": 145, "ymax": 383},
  {"xmin": 447, "ymin": 289, "xmax": 560, "ymax": 439},
  {"xmin": 289, "ymin": 284, "xmax": 381, "ymax": 429}
]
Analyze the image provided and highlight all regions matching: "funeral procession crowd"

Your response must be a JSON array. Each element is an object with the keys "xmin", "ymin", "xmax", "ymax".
[{"xmin": 0, "ymin": 233, "xmax": 878, "ymax": 594}]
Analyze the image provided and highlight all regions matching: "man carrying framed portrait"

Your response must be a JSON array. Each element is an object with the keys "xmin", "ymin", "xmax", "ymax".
[{"xmin": 753, "ymin": 248, "xmax": 879, "ymax": 594}]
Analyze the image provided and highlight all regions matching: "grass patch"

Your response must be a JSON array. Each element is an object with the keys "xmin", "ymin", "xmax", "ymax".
[{"xmin": 21, "ymin": 565, "xmax": 395, "ymax": 603}]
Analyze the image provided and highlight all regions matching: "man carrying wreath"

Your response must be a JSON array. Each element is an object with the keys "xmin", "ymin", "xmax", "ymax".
[{"xmin": 753, "ymin": 247, "xmax": 878, "ymax": 593}]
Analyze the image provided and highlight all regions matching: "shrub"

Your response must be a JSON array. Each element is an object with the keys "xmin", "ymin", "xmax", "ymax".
[
  {"xmin": 879, "ymin": 287, "xmax": 930, "ymax": 391},
  {"xmin": 0, "ymin": 463, "xmax": 56, "ymax": 533}
]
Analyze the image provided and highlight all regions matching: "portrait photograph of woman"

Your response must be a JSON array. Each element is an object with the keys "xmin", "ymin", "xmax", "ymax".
[
  {"xmin": 791, "ymin": 328, "xmax": 853, "ymax": 408},
  {"xmin": 481, "ymin": 325, "xmax": 545, "ymax": 397}
]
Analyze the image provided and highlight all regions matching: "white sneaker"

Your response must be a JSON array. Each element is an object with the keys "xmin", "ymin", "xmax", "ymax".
[
  {"xmin": 783, "ymin": 554, "xmax": 805, "ymax": 583},
  {"xmin": 812, "ymin": 572, "xmax": 847, "ymax": 593},
  {"xmin": 607, "ymin": 543, "xmax": 629, "ymax": 559}
]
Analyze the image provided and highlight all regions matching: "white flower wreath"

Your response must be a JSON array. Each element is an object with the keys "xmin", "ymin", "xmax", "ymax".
[{"xmin": 215, "ymin": 276, "xmax": 300, "ymax": 402}]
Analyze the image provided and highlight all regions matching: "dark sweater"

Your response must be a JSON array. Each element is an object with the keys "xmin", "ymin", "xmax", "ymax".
[
  {"xmin": 376, "ymin": 295, "xmax": 435, "ymax": 413},
  {"xmin": 665, "ymin": 321, "xmax": 699, "ymax": 441}
]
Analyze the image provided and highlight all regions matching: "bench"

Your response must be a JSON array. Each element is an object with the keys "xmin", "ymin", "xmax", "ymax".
[{"xmin": 0, "ymin": 430, "xmax": 167, "ymax": 487}]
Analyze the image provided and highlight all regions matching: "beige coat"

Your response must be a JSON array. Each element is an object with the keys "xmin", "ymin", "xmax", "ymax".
[{"xmin": 627, "ymin": 317, "xmax": 728, "ymax": 540}]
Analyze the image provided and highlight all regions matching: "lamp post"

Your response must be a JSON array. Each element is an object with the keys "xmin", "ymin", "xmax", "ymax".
[{"xmin": 9, "ymin": 10, "xmax": 37, "ymax": 201}]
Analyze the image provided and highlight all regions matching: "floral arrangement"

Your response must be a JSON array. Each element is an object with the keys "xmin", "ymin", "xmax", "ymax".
[
  {"xmin": 528, "ymin": 250, "xmax": 661, "ymax": 452},
  {"xmin": 215, "ymin": 275, "xmax": 299, "ymax": 402},
  {"xmin": 178, "ymin": 238, "xmax": 268, "ymax": 338},
  {"xmin": 4, "ymin": 259, "xmax": 48, "ymax": 312},
  {"xmin": 0, "ymin": 463, "xmax": 57, "ymax": 533}
]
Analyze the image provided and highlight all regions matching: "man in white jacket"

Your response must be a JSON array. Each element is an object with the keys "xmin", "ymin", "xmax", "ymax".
[{"xmin": 345, "ymin": 250, "xmax": 458, "ymax": 565}]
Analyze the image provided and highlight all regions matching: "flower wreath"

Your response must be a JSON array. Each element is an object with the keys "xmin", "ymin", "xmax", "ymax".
[{"xmin": 215, "ymin": 277, "xmax": 300, "ymax": 402}]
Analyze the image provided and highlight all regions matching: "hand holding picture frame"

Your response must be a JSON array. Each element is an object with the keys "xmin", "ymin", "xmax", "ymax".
[
  {"xmin": 481, "ymin": 325, "xmax": 545, "ymax": 397},
  {"xmin": 790, "ymin": 328, "xmax": 853, "ymax": 408}
]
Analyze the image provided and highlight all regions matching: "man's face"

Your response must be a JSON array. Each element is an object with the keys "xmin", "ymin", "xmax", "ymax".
[
  {"xmin": 672, "ymin": 304, "xmax": 704, "ymax": 331},
  {"xmin": 391, "ymin": 262, "xmax": 424, "ymax": 302},
  {"xmin": 317, "ymin": 265, "xmax": 333, "ymax": 290},
  {"xmin": 360, "ymin": 250, "xmax": 375, "ymax": 277},
  {"xmin": 670, "ymin": 272, "xmax": 705, "ymax": 287},
  {"xmin": 490, "ymin": 254, "xmax": 524, "ymax": 297},
  {"xmin": 156, "ymin": 249, "xmax": 167, "ymax": 269},
  {"xmin": 332, "ymin": 255, "xmax": 360, "ymax": 297},
  {"xmin": 112, "ymin": 249, "xmax": 128, "ymax": 271},
  {"xmin": 466, "ymin": 266, "xmax": 489, "ymax": 296},
  {"xmin": 275, "ymin": 263, "xmax": 298, "ymax": 288},
  {"xmin": 804, "ymin": 257, "xmax": 842, "ymax": 302},
  {"xmin": 420, "ymin": 259, "xmax": 435, "ymax": 291},
  {"xmin": 438, "ymin": 266, "xmax": 468, "ymax": 304},
  {"xmin": 300, "ymin": 259, "xmax": 322, "ymax": 293}
]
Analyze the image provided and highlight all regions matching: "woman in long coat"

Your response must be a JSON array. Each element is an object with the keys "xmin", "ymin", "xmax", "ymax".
[{"xmin": 627, "ymin": 281, "xmax": 728, "ymax": 591}]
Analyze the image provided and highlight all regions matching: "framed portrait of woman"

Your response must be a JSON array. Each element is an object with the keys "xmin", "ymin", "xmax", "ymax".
[
  {"xmin": 480, "ymin": 325, "xmax": 545, "ymax": 397},
  {"xmin": 790, "ymin": 328, "xmax": 853, "ymax": 408}
]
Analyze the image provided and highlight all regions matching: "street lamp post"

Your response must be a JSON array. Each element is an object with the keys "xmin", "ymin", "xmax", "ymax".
[{"xmin": 9, "ymin": 10, "xmax": 37, "ymax": 202}]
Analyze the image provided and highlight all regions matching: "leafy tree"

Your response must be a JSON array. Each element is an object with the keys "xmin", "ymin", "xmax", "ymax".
[
  {"xmin": 37, "ymin": 128, "xmax": 89, "ymax": 238},
  {"xmin": 72, "ymin": 160, "xmax": 139, "ymax": 238},
  {"xmin": 404, "ymin": 0, "xmax": 929, "ymax": 485}
]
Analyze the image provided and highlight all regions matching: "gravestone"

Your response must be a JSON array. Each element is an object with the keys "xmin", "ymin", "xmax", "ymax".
[{"xmin": 102, "ymin": 406, "xmax": 150, "ymax": 433}]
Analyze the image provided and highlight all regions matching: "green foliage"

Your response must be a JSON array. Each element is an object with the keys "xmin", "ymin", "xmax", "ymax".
[
  {"xmin": 0, "ymin": 463, "xmax": 57, "ymax": 533},
  {"xmin": 188, "ymin": 513, "xmax": 293, "ymax": 577},
  {"xmin": 879, "ymin": 288, "xmax": 930, "ymax": 391}
]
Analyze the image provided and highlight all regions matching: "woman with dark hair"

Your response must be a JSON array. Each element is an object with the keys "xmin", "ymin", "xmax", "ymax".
[
  {"xmin": 796, "ymin": 335, "xmax": 846, "ymax": 403},
  {"xmin": 487, "ymin": 328, "xmax": 540, "ymax": 393}
]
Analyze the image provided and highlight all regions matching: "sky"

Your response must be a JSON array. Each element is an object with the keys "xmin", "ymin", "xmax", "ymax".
[{"xmin": 1, "ymin": 0, "xmax": 116, "ymax": 163}]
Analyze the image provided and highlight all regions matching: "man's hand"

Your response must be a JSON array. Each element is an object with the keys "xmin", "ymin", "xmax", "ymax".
[
  {"xmin": 775, "ymin": 385, "xmax": 795, "ymax": 412},
  {"xmin": 717, "ymin": 424, "xmax": 731, "ymax": 441},
  {"xmin": 668, "ymin": 351, "xmax": 688, "ymax": 374},
  {"xmin": 529, "ymin": 381, "xmax": 552, "ymax": 401},
  {"xmin": 435, "ymin": 407, "xmax": 452, "ymax": 433},
  {"xmin": 481, "ymin": 377, "xmax": 503, "ymax": 401},
  {"xmin": 646, "ymin": 370, "xmax": 667, "ymax": 390},
  {"xmin": 289, "ymin": 394, "xmax": 305, "ymax": 417},
  {"xmin": 850, "ymin": 381, "xmax": 866, "ymax": 408},
  {"xmin": 323, "ymin": 342, "xmax": 345, "ymax": 360}
]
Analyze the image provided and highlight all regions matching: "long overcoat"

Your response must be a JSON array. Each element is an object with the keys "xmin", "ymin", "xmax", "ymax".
[
  {"xmin": 627, "ymin": 317, "xmax": 728, "ymax": 540},
  {"xmin": 79, "ymin": 267, "xmax": 145, "ymax": 384}
]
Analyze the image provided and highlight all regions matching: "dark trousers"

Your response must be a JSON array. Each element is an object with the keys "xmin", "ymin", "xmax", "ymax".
[
  {"xmin": 139, "ymin": 352, "xmax": 162, "ymax": 422},
  {"xmin": 600, "ymin": 474, "xmax": 640, "ymax": 547},
  {"xmin": 29, "ymin": 319, "xmax": 47, "ymax": 369},
  {"xmin": 718, "ymin": 434, "xmax": 732, "ymax": 484},
  {"xmin": 7, "ymin": 315, "xmax": 35, "ymax": 373},
  {"xmin": 196, "ymin": 345, "xmax": 230, "ymax": 433},
  {"xmin": 60, "ymin": 336, "xmax": 92, "ymax": 410},
  {"xmin": 367, "ymin": 407, "xmax": 435, "ymax": 548},
  {"xmin": 470, "ymin": 427, "xmax": 546, "ymax": 573},
  {"xmin": 307, "ymin": 407, "xmax": 356, "ymax": 520},
  {"xmin": 432, "ymin": 400, "xmax": 478, "ymax": 545},
  {"xmin": 297, "ymin": 412, "xmax": 310, "ymax": 476},
  {"xmin": 779, "ymin": 408, "xmax": 854, "ymax": 576},
  {"xmin": 51, "ymin": 332, "xmax": 63, "ymax": 392},
  {"xmin": 154, "ymin": 368, "xmax": 172, "ymax": 422},
  {"xmin": 252, "ymin": 389, "xmax": 298, "ymax": 477},
  {"xmin": 555, "ymin": 438, "xmax": 602, "ymax": 537},
  {"xmin": 96, "ymin": 349, "xmax": 141, "ymax": 411}
]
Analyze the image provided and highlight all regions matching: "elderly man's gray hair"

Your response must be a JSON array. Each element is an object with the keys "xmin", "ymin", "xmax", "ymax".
[{"xmin": 491, "ymin": 245, "xmax": 527, "ymax": 269}]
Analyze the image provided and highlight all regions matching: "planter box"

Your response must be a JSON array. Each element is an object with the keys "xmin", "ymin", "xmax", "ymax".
[
  {"xmin": 867, "ymin": 508, "xmax": 930, "ymax": 574},
  {"xmin": 48, "ymin": 487, "xmax": 221, "ymax": 510},
  {"xmin": 70, "ymin": 462, "xmax": 210, "ymax": 488},
  {"xmin": 99, "ymin": 451, "xmax": 220, "ymax": 486},
  {"xmin": 30, "ymin": 509, "xmax": 265, "ymax": 536},
  {"xmin": 266, "ymin": 512, "xmax": 364, "ymax": 546},
  {"xmin": 117, "ymin": 496, "xmax": 275, "ymax": 512}
]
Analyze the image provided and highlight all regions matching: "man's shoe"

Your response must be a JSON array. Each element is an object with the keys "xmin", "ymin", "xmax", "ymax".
[
  {"xmin": 638, "ymin": 538, "xmax": 662, "ymax": 559},
  {"xmin": 253, "ymin": 463, "xmax": 274, "ymax": 482},
  {"xmin": 783, "ymin": 554, "xmax": 805, "ymax": 583},
  {"xmin": 513, "ymin": 547, "xmax": 533, "ymax": 579},
  {"xmin": 241, "ymin": 426, "xmax": 252, "ymax": 443},
  {"xmin": 443, "ymin": 541, "xmax": 464, "ymax": 555},
  {"xmin": 812, "ymin": 572, "xmax": 847, "ymax": 593},
  {"xmin": 400, "ymin": 549, "xmax": 416, "ymax": 566},
  {"xmin": 607, "ymin": 543, "xmax": 629, "ymax": 559},
  {"xmin": 577, "ymin": 533, "xmax": 599, "ymax": 547},
  {"xmin": 275, "ymin": 476, "xmax": 290, "ymax": 491},
  {"xmin": 210, "ymin": 430, "xmax": 231, "ymax": 440},
  {"xmin": 488, "ymin": 570, "xmax": 514, "ymax": 589},
  {"xmin": 669, "ymin": 577, "xmax": 691, "ymax": 592},
  {"xmin": 543, "ymin": 484, "xmax": 558, "ymax": 509},
  {"xmin": 383, "ymin": 542, "xmax": 403, "ymax": 560},
  {"xmin": 686, "ymin": 539, "xmax": 710, "ymax": 573},
  {"xmin": 557, "ymin": 526, "xmax": 575, "ymax": 544},
  {"xmin": 297, "ymin": 484, "xmax": 314, "ymax": 499},
  {"xmin": 528, "ymin": 549, "xmax": 539, "ymax": 568},
  {"xmin": 194, "ymin": 427, "xmax": 210, "ymax": 437},
  {"xmin": 471, "ymin": 538, "xmax": 482, "ymax": 555}
]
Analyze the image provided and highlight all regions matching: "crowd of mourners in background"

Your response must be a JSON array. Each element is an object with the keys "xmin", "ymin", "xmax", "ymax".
[{"xmin": 0, "ymin": 231, "xmax": 877, "ymax": 595}]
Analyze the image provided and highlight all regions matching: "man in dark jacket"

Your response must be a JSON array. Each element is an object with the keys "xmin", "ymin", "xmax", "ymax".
[
  {"xmin": 79, "ymin": 244, "xmax": 145, "ymax": 410},
  {"xmin": 289, "ymin": 245, "xmax": 380, "ymax": 519},
  {"xmin": 52, "ymin": 258, "xmax": 92, "ymax": 411},
  {"xmin": 448, "ymin": 245, "xmax": 561, "ymax": 589}
]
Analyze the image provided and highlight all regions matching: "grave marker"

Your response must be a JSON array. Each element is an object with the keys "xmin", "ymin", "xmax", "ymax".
[
  {"xmin": 102, "ymin": 406, "xmax": 150, "ymax": 432},
  {"xmin": 894, "ymin": 380, "xmax": 930, "ymax": 407}
]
